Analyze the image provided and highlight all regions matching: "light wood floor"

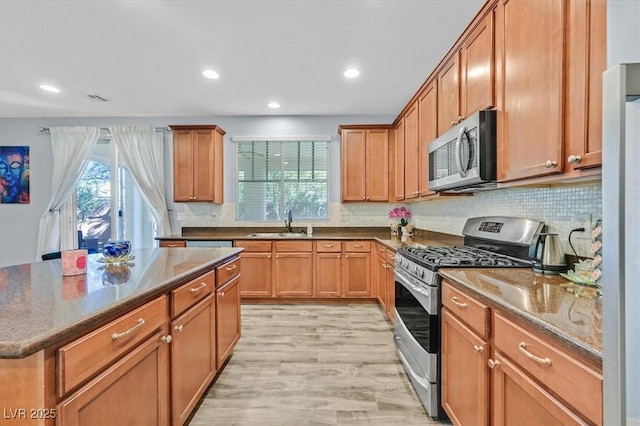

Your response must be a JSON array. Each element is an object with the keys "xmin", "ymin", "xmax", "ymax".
[{"xmin": 189, "ymin": 303, "xmax": 443, "ymax": 425}]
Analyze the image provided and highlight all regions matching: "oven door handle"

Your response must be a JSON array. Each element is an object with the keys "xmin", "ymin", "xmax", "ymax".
[{"xmin": 455, "ymin": 125, "xmax": 468, "ymax": 178}]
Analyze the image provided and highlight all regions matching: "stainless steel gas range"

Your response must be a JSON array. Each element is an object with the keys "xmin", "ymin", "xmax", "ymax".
[{"xmin": 393, "ymin": 216, "xmax": 544, "ymax": 419}]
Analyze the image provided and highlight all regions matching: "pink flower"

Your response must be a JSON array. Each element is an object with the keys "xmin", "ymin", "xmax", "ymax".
[{"xmin": 388, "ymin": 207, "xmax": 411, "ymax": 226}]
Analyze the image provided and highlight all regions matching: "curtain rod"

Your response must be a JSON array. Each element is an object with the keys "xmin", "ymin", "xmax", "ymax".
[{"xmin": 38, "ymin": 126, "xmax": 170, "ymax": 133}]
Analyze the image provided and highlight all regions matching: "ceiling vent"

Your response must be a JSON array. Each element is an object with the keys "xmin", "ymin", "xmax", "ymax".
[{"xmin": 86, "ymin": 94, "xmax": 110, "ymax": 102}]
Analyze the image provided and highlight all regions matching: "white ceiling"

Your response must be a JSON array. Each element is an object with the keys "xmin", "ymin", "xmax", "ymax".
[{"xmin": 0, "ymin": 0, "xmax": 485, "ymax": 118}]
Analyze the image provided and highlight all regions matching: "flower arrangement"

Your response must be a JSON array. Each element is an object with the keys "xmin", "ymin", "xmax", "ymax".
[{"xmin": 389, "ymin": 206, "xmax": 411, "ymax": 227}]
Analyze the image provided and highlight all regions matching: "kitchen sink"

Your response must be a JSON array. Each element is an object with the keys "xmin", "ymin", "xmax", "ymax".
[{"xmin": 246, "ymin": 232, "xmax": 307, "ymax": 238}]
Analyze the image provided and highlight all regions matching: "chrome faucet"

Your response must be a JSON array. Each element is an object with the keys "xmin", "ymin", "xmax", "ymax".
[{"xmin": 284, "ymin": 209, "xmax": 293, "ymax": 233}]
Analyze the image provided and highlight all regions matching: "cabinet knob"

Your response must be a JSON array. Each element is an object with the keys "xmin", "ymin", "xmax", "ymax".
[
  {"xmin": 451, "ymin": 120, "xmax": 457, "ymax": 127},
  {"xmin": 473, "ymin": 345, "xmax": 484, "ymax": 354},
  {"xmin": 544, "ymin": 160, "xmax": 557, "ymax": 168},
  {"xmin": 457, "ymin": 115, "xmax": 465, "ymax": 123},
  {"xmin": 161, "ymin": 335, "xmax": 172, "ymax": 344},
  {"xmin": 567, "ymin": 154, "xmax": 582, "ymax": 164},
  {"xmin": 488, "ymin": 359, "xmax": 500, "ymax": 369},
  {"xmin": 174, "ymin": 325, "xmax": 184, "ymax": 333},
  {"xmin": 337, "ymin": 254, "xmax": 341, "ymax": 259},
  {"xmin": 220, "ymin": 292, "xmax": 225, "ymax": 298}
]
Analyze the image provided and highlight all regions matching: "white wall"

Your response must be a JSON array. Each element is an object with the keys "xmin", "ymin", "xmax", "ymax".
[
  {"xmin": 0, "ymin": 114, "xmax": 394, "ymax": 266},
  {"xmin": 607, "ymin": 0, "xmax": 640, "ymax": 66}
]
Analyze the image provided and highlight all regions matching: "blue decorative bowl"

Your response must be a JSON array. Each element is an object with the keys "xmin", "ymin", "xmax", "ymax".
[{"xmin": 103, "ymin": 240, "xmax": 131, "ymax": 258}]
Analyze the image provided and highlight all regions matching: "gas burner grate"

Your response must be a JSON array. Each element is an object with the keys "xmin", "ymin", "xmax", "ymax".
[{"xmin": 400, "ymin": 245, "xmax": 530, "ymax": 270}]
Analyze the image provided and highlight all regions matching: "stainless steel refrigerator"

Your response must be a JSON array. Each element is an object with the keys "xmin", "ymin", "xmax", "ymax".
[{"xmin": 603, "ymin": 63, "xmax": 640, "ymax": 426}]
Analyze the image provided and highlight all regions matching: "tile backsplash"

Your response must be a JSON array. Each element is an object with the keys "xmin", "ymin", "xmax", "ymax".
[{"xmin": 172, "ymin": 181, "xmax": 601, "ymax": 258}]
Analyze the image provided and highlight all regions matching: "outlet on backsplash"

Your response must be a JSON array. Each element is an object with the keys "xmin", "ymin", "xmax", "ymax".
[{"xmin": 574, "ymin": 214, "xmax": 592, "ymax": 239}]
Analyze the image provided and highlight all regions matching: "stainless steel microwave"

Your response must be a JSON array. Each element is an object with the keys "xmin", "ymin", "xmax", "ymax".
[{"xmin": 428, "ymin": 110, "xmax": 497, "ymax": 193}]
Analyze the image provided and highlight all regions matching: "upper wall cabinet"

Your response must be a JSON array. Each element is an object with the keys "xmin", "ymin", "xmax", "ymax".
[
  {"xmin": 496, "ymin": 0, "xmax": 565, "ymax": 182},
  {"xmin": 403, "ymin": 101, "xmax": 420, "ymax": 200},
  {"xmin": 566, "ymin": 0, "xmax": 606, "ymax": 172},
  {"xmin": 393, "ymin": 118, "xmax": 405, "ymax": 201},
  {"xmin": 171, "ymin": 125, "xmax": 225, "ymax": 203},
  {"xmin": 437, "ymin": 8, "xmax": 495, "ymax": 137},
  {"xmin": 339, "ymin": 126, "xmax": 390, "ymax": 202},
  {"xmin": 418, "ymin": 82, "xmax": 438, "ymax": 197}
]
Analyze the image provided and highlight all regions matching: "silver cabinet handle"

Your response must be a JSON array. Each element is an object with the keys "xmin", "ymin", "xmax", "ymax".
[
  {"xmin": 325, "ymin": 244, "xmax": 335, "ymax": 248},
  {"xmin": 518, "ymin": 342, "xmax": 552, "ymax": 366},
  {"xmin": 353, "ymin": 244, "xmax": 363, "ymax": 248},
  {"xmin": 225, "ymin": 264, "xmax": 237, "ymax": 271},
  {"xmin": 389, "ymin": 254, "xmax": 396, "ymax": 259},
  {"xmin": 488, "ymin": 359, "xmax": 500, "ymax": 369},
  {"xmin": 567, "ymin": 155, "xmax": 582, "ymax": 164},
  {"xmin": 112, "ymin": 318, "xmax": 145, "ymax": 340},
  {"xmin": 544, "ymin": 160, "xmax": 557, "ymax": 168},
  {"xmin": 167, "ymin": 244, "xmax": 179, "ymax": 247},
  {"xmin": 161, "ymin": 335, "xmax": 172, "ymax": 344},
  {"xmin": 450, "ymin": 296, "xmax": 468, "ymax": 309},
  {"xmin": 190, "ymin": 282, "xmax": 207, "ymax": 293},
  {"xmin": 473, "ymin": 345, "xmax": 484, "ymax": 354},
  {"xmin": 174, "ymin": 325, "xmax": 184, "ymax": 333}
]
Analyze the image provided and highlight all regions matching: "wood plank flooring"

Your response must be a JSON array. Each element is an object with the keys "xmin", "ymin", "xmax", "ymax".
[{"xmin": 190, "ymin": 303, "xmax": 443, "ymax": 425}]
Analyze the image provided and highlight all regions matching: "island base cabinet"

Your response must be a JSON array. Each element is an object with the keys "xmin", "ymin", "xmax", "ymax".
[
  {"xmin": 441, "ymin": 308, "xmax": 489, "ymax": 426},
  {"xmin": 490, "ymin": 352, "xmax": 587, "ymax": 426},
  {"xmin": 170, "ymin": 295, "xmax": 216, "ymax": 426},
  {"xmin": 216, "ymin": 275, "xmax": 241, "ymax": 369},
  {"xmin": 56, "ymin": 329, "xmax": 170, "ymax": 426}
]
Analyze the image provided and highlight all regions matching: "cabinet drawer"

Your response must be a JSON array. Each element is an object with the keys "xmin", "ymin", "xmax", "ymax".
[
  {"xmin": 275, "ymin": 241, "xmax": 313, "ymax": 252},
  {"xmin": 376, "ymin": 243, "xmax": 387, "ymax": 256},
  {"xmin": 315, "ymin": 241, "xmax": 341, "ymax": 252},
  {"xmin": 216, "ymin": 257, "xmax": 240, "ymax": 287},
  {"xmin": 386, "ymin": 250, "xmax": 396, "ymax": 267},
  {"xmin": 172, "ymin": 270, "xmax": 215, "ymax": 317},
  {"xmin": 493, "ymin": 312, "xmax": 602, "ymax": 423},
  {"xmin": 57, "ymin": 296, "xmax": 168, "ymax": 396},
  {"xmin": 442, "ymin": 281, "xmax": 489, "ymax": 338},
  {"xmin": 344, "ymin": 241, "xmax": 371, "ymax": 252},
  {"xmin": 159, "ymin": 240, "xmax": 186, "ymax": 248},
  {"xmin": 234, "ymin": 240, "xmax": 272, "ymax": 252}
]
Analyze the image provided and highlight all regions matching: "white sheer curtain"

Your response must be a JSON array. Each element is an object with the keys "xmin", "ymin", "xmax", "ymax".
[
  {"xmin": 36, "ymin": 127, "xmax": 100, "ymax": 259},
  {"xmin": 108, "ymin": 126, "xmax": 171, "ymax": 237}
]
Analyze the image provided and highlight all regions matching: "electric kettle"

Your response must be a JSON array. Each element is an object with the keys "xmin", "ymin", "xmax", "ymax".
[{"xmin": 528, "ymin": 232, "xmax": 567, "ymax": 275}]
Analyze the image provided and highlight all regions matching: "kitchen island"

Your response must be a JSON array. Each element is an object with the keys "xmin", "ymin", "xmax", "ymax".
[{"xmin": 0, "ymin": 247, "xmax": 243, "ymax": 425}]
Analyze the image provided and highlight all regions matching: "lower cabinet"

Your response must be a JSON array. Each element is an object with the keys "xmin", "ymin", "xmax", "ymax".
[
  {"xmin": 374, "ymin": 244, "xmax": 396, "ymax": 322},
  {"xmin": 274, "ymin": 251, "xmax": 314, "ymax": 296},
  {"xmin": 57, "ymin": 329, "xmax": 170, "ymax": 426},
  {"xmin": 441, "ymin": 280, "xmax": 602, "ymax": 426},
  {"xmin": 441, "ymin": 308, "xmax": 490, "ymax": 426},
  {"xmin": 315, "ymin": 252, "xmax": 342, "ymax": 296},
  {"xmin": 384, "ymin": 250, "xmax": 395, "ymax": 322},
  {"xmin": 235, "ymin": 241, "xmax": 272, "ymax": 297},
  {"xmin": 170, "ymin": 295, "xmax": 216, "ymax": 426},
  {"xmin": 216, "ymin": 274, "xmax": 241, "ymax": 369},
  {"xmin": 343, "ymin": 241, "xmax": 371, "ymax": 297}
]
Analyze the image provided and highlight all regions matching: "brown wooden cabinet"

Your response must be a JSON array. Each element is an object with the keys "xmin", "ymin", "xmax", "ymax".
[
  {"xmin": 437, "ymin": 53, "xmax": 461, "ymax": 136},
  {"xmin": 566, "ymin": 0, "xmax": 606, "ymax": 172},
  {"xmin": 393, "ymin": 118, "xmax": 406, "ymax": 201},
  {"xmin": 384, "ymin": 250, "xmax": 396, "ymax": 322},
  {"xmin": 57, "ymin": 328, "xmax": 170, "ymax": 426},
  {"xmin": 170, "ymin": 295, "xmax": 216, "ymax": 426},
  {"xmin": 339, "ymin": 126, "xmax": 390, "ymax": 202},
  {"xmin": 315, "ymin": 241, "xmax": 342, "ymax": 297},
  {"xmin": 159, "ymin": 240, "xmax": 187, "ymax": 248},
  {"xmin": 403, "ymin": 101, "xmax": 420, "ymax": 200},
  {"xmin": 418, "ymin": 82, "xmax": 438, "ymax": 197},
  {"xmin": 235, "ymin": 240, "xmax": 273, "ymax": 297},
  {"xmin": 216, "ymin": 274, "xmax": 241, "ymax": 369},
  {"xmin": 342, "ymin": 241, "xmax": 371, "ymax": 297},
  {"xmin": 441, "ymin": 308, "xmax": 490, "ymax": 426},
  {"xmin": 460, "ymin": 10, "xmax": 495, "ymax": 119},
  {"xmin": 171, "ymin": 125, "xmax": 225, "ymax": 203},
  {"xmin": 442, "ymin": 280, "xmax": 603, "ymax": 425},
  {"xmin": 374, "ymin": 244, "xmax": 396, "ymax": 323},
  {"xmin": 496, "ymin": 0, "xmax": 565, "ymax": 182},
  {"xmin": 274, "ymin": 241, "xmax": 314, "ymax": 296}
]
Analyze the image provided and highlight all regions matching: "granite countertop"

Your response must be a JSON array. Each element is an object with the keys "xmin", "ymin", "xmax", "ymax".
[
  {"xmin": 439, "ymin": 268, "xmax": 602, "ymax": 365},
  {"xmin": 0, "ymin": 247, "xmax": 243, "ymax": 358}
]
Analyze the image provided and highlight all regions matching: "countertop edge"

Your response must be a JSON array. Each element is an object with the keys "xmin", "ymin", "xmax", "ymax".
[
  {"xmin": 439, "ymin": 270, "xmax": 602, "ymax": 366},
  {"xmin": 0, "ymin": 249, "xmax": 243, "ymax": 359}
]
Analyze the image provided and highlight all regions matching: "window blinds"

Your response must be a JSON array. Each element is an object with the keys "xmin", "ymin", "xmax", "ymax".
[{"xmin": 235, "ymin": 140, "xmax": 328, "ymax": 221}]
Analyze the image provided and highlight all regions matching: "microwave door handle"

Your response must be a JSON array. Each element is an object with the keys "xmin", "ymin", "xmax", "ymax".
[{"xmin": 455, "ymin": 125, "xmax": 468, "ymax": 177}]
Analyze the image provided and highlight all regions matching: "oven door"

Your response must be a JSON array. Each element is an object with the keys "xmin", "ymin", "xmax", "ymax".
[{"xmin": 394, "ymin": 270, "xmax": 439, "ymax": 354}]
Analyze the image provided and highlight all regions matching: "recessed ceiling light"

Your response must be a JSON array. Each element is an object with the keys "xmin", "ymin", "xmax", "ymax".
[
  {"xmin": 202, "ymin": 69, "xmax": 220, "ymax": 79},
  {"xmin": 40, "ymin": 84, "xmax": 60, "ymax": 93},
  {"xmin": 268, "ymin": 102, "xmax": 280, "ymax": 109},
  {"xmin": 343, "ymin": 68, "xmax": 360, "ymax": 78}
]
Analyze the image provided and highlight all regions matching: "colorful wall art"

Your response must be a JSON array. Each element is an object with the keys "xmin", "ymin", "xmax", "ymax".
[{"xmin": 0, "ymin": 146, "xmax": 30, "ymax": 204}]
